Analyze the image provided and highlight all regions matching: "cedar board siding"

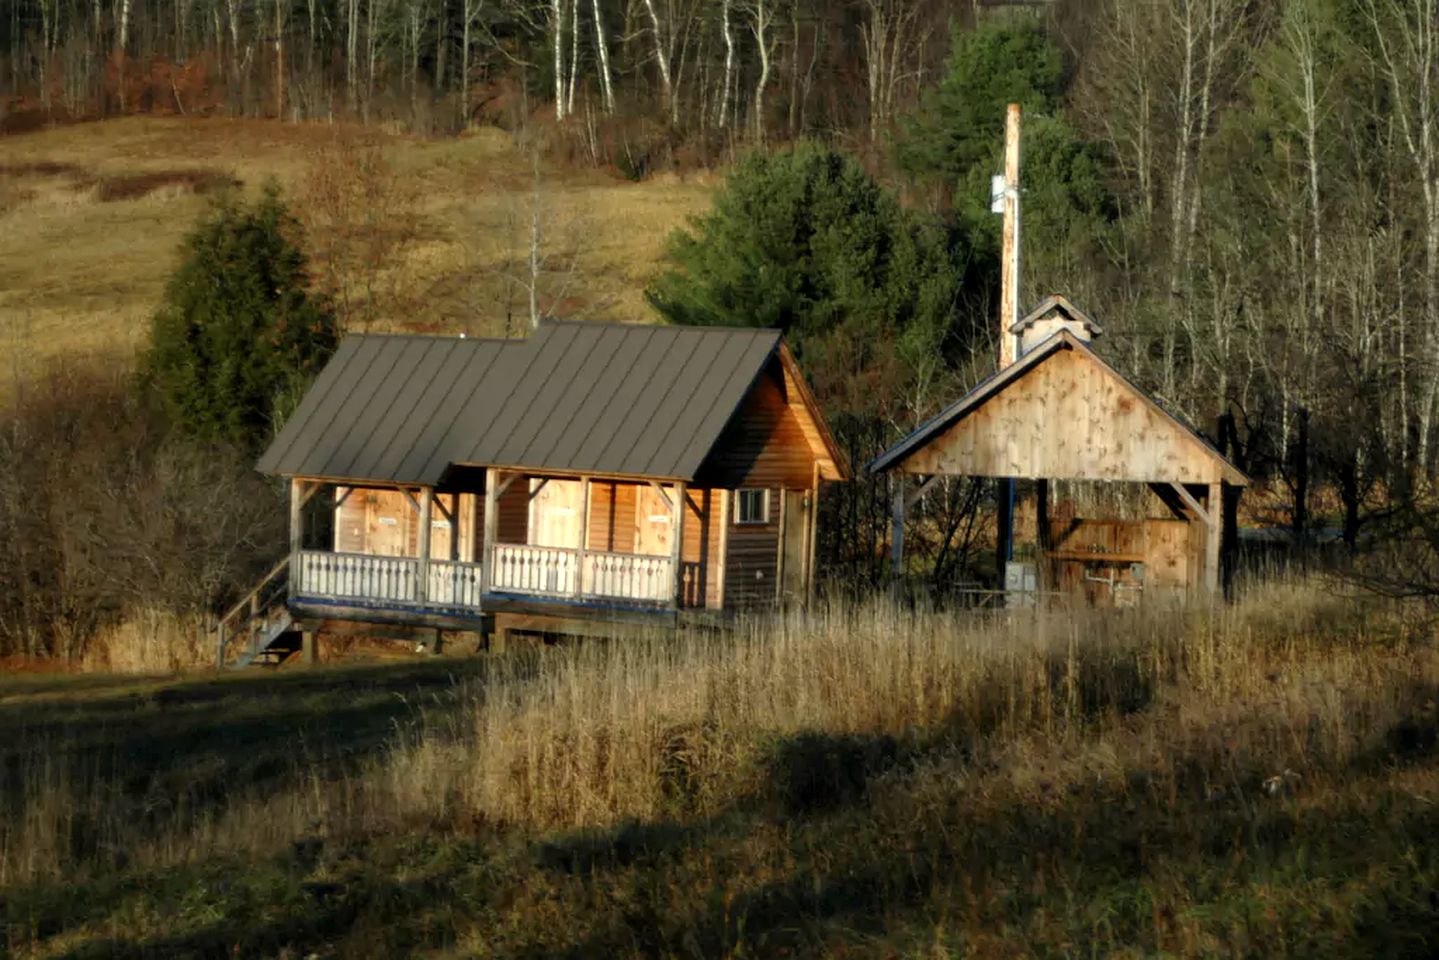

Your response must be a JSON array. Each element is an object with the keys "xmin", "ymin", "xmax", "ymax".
[
  {"xmin": 695, "ymin": 361, "xmax": 817, "ymax": 491},
  {"xmin": 587, "ymin": 482, "xmax": 722, "ymax": 610},
  {"xmin": 904, "ymin": 347, "xmax": 1226, "ymax": 484},
  {"xmin": 693, "ymin": 360, "xmax": 823, "ymax": 612},
  {"xmin": 587, "ymin": 481, "xmax": 637, "ymax": 553},
  {"xmin": 725, "ymin": 490, "xmax": 780, "ymax": 608}
]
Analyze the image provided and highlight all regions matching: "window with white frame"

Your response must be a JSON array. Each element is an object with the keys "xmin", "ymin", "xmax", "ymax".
[{"xmin": 734, "ymin": 488, "xmax": 770, "ymax": 525}]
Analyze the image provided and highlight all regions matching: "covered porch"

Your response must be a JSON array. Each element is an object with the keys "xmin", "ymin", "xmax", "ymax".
[{"xmin": 286, "ymin": 468, "xmax": 721, "ymax": 623}]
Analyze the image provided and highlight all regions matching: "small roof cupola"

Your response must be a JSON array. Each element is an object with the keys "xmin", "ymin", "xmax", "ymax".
[{"xmin": 1011, "ymin": 294, "xmax": 1103, "ymax": 357}]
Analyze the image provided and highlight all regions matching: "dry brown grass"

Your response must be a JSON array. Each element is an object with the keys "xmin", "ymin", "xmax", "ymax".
[
  {"xmin": 3, "ymin": 577, "xmax": 1437, "ymax": 959},
  {"xmin": 0, "ymin": 117, "xmax": 713, "ymax": 383}
]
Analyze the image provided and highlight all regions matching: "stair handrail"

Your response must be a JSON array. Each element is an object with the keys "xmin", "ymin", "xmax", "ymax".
[{"xmin": 216, "ymin": 556, "xmax": 292, "ymax": 668}]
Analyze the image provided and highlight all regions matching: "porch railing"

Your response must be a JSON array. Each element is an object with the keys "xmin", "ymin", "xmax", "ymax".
[
  {"xmin": 490, "ymin": 544, "xmax": 580, "ymax": 596},
  {"xmin": 583, "ymin": 550, "xmax": 673, "ymax": 603},
  {"xmin": 427, "ymin": 558, "xmax": 484, "ymax": 609},
  {"xmin": 491, "ymin": 544, "xmax": 697, "ymax": 606},
  {"xmin": 293, "ymin": 550, "xmax": 420, "ymax": 605},
  {"xmin": 291, "ymin": 547, "xmax": 702, "ymax": 612}
]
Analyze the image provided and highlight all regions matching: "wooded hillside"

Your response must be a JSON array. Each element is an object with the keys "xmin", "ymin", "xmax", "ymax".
[{"xmin": 3, "ymin": 0, "xmax": 1415, "ymax": 489}]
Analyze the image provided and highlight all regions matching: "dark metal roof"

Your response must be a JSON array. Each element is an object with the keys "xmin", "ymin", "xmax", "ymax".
[
  {"xmin": 867, "ymin": 330, "xmax": 1249, "ymax": 485},
  {"xmin": 257, "ymin": 321, "xmax": 787, "ymax": 485}
]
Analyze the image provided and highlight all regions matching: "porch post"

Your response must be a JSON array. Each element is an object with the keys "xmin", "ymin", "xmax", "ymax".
[
  {"xmin": 482, "ymin": 468, "xmax": 500, "ymax": 593},
  {"xmin": 289, "ymin": 478, "xmax": 306, "ymax": 603},
  {"xmin": 671, "ymin": 481, "xmax": 686, "ymax": 609},
  {"xmin": 575, "ymin": 476, "xmax": 590, "ymax": 598},
  {"xmin": 1206, "ymin": 480, "xmax": 1223, "ymax": 598},
  {"xmin": 417, "ymin": 486, "xmax": 433, "ymax": 603}
]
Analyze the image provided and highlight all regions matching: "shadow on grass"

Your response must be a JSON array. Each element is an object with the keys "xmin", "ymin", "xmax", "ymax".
[
  {"xmin": 6, "ymin": 715, "xmax": 1439, "ymax": 959},
  {"xmin": 0, "ymin": 657, "xmax": 529, "ymax": 871}
]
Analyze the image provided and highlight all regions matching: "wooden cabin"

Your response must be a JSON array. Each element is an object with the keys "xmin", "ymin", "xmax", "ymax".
[
  {"xmin": 872, "ymin": 295, "xmax": 1248, "ymax": 605},
  {"xmin": 225, "ymin": 321, "xmax": 846, "ymax": 664}
]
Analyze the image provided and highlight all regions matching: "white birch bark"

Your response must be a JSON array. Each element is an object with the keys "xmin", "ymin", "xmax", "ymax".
[
  {"xmin": 718, "ymin": 0, "xmax": 734, "ymax": 128},
  {"xmin": 592, "ymin": 0, "xmax": 615, "ymax": 112},
  {"xmin": 641, "ymin": 0, "xmax": 676, "ymax": 122}
]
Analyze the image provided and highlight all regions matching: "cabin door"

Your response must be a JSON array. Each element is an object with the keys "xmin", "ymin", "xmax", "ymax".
[
  {"xmin": 779, "ymin": 489, "xmax": 809, "ymax": 601},
  {"xmin": 529, "ymin": 479, "xmax": 585, "ymax": 548},
  {"xmin": 634, "ymin": 485, "xmax": 673, "ymax": 557},
  {"xmin": 365, "ymin": 489, "xmax": 411, "ymax": 557}
]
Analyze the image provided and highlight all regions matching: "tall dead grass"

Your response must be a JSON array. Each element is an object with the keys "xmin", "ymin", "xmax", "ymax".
[
  {"xmin": 83, "ymin": 606, "xmax": 211, "ymax": 674},
  {"xmin": 2, "ymin": 578, "xmax": 1432, "ymax": 896}
]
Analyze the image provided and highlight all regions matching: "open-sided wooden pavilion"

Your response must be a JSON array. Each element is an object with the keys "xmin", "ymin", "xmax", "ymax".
[
  {"xmin": 871, "ymin": 295, "xmax": 1248, "ymax": 605},
  {"xmin": 221, "ymin": 320, "xmax": 846, "ymax": 666}
]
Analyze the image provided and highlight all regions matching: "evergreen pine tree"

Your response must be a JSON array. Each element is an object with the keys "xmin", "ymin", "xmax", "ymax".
[{"xmin": 148, "ymin": 184, "xmax": 338, "ymax": 452}]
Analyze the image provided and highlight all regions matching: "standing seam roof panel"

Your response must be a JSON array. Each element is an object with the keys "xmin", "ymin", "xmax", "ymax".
[
  {"xmin": 309, "ymin": 338, "xmax": 436, "ymax": 481},
  {"xmin": 513, "ymin": 326, "xmax": 630, "ymax": 468},
  {"xmin": 268, "ymin": 337, "xmax": 394, "ymax": 478},
  {"xmin": 462, "ymin": 323, "xmax": 579, "ymax": 465},
  {"xmin": 258, "ymin": 322, "xmax": 814, "ymax": 485},
  {"xmin": 632, "ymin": 330, "xmax": 759, "ymax": 477},
  {"xmin": 420, "ymin": 342, "xmax": 536, "ymax": 482},
  {"xmin": 672, "ymin": 335, "xmax": 780, "ymax": 478},
  {"xmin": 490, "ymin": 322, "xmax": 607, "ymax": 467},
  {"xmin": 255, "ymin": 338, "xmax": 362, "ymax": 475},
  {"xmin": 588, "ymin": 331, "xmax": 705, "ymax": 476},
  {"xmin": 565, "ymin": 328, "xmax": 670, "ymax": 470},
  {"xmin": 400, "ymin": 342, "xmax": 519, "ymax": 484},
  {"xmin": 364, "ymin": 339, "xmax": 484, "ymax": 482}
]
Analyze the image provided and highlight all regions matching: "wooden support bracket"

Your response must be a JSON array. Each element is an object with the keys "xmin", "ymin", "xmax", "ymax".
[
  {"xmin": 904, "ymin": 474, "xmax": 943, "ymax": 511},
  {"xmin": 647, "ymin": 480, "xmax": 674, "ymax": 512},
  {"xmin": 1170, "ymin": 482, "xmax": 1212, "ymax": 526}
]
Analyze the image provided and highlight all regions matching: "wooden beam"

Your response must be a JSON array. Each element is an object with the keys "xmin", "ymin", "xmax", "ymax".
[
  {"xmin": 904, "ymin": 474, "xmax": 943, "ymax": 511},
  {"xmin": 576, "ymin": 476, "xmax": 590, "ymax": 599},
  {"xmin": 482, "ymin": 468, "xmax": 500, "ymax": 592},
  {"xmin": 647, "ymin": 480, "xmax": 674, "ymax": 512},
  {"xmin": 806, "ymin": 462, "xmax": 821, "ymax": 601},
  {"xmin": 299, "ymin": 480, "xmax": 322, "ymax": 507},
  {"xmin": 1149, "ymin": 482, "xmax": 1191, "ymax": 522},
  {"xmin": 1170, "ymin": 482, "xmax": 1211, "ymax": 526},
  {"xmin": 416, "ymin": 487, "xmax": 433, "ymax": 602},
  {"xmin": 495, "ymin": 472, "xmax": 519, "ymax": 498},
  {"xmin": 334, "ymin": 485, "xmax": 356, "ymax": 511},
  {"xmin": 999, "ymin": 102, "xmax": 1021, "ymax": 368},
  {"xmin": 431, "ymin": 493, "xmax": 454, "ymax": 525},
  {"xmin": 671, "ymin": 481, "xmax": 686, "ymax": 609},
  {"xmin": 289, "ymin": 478, "xmax": 305, "ymax": 559},
  {"xmin": 776, "ymin": 489, "xmax": 788, "ymax": 603},
  {"xmin": 716, "ymin": 487, "xmax": 730, "ymax": 610},
  {"xmin": 527, "ymin": 478, "xmax": 550, "ymax": 501},
  {"xmin": 464, "ymin": 493, "xmax": 480, "ymax": 564},
  {"xmin": 1206, "ymin": 481, "xmax": 1223, "ymax": 598},
  {"xmin": 1036, "ymin": 478, "xmax": 1050, "ymax": 593}
]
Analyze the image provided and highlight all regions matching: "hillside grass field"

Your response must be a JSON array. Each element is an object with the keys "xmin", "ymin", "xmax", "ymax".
[
  {"xmin": 3, "ymin": 581, "xmax": 1438, "ymax": 958},
  {"xmin": 0, "ymin": 117, "xmax": 713, "ymax": 382}
]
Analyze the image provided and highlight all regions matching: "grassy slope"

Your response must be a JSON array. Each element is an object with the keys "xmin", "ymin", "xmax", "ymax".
[
  {"xmin": 0, "ymin": 117, "xmax": 712, "ymax": 379},
  {"xmin": 3, "ymin": 583, "xmax": 1438, "ymax": 958}
]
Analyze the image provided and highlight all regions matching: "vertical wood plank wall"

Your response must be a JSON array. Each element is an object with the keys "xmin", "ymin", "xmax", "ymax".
[{"xmin": 693, "ymin": 361, "xmax": 825, "ymax": 612}]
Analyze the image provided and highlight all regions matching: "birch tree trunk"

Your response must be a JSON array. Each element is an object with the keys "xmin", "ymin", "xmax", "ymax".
[
  {"xmin": 566, "ymin": 0, "xmax": 579, "ymax": 116},
  {"xmin": 114, "ymin": 0, "xmax": 132, "ymax": 110},
  {"xmin": 748, "ymin": 0, "xmax": 773, "ymax": 142},
  {"xmin": 718, "ymin": 0, "xmax": 734, "ymax": 128},
  {"xmin": 1366, "ymin": 0, "xmax": 1439, "ymax": 470},
  {"xmin": 551, "ymin": 0, "xmax": 565, "ymax": 120},
  {"xmin": 592, "ymin": 0, "xmax": 615, "ymax": 112},
  {"xmin": 641, "ymin": 0, "xmax": 676, "ymax": 122}
]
